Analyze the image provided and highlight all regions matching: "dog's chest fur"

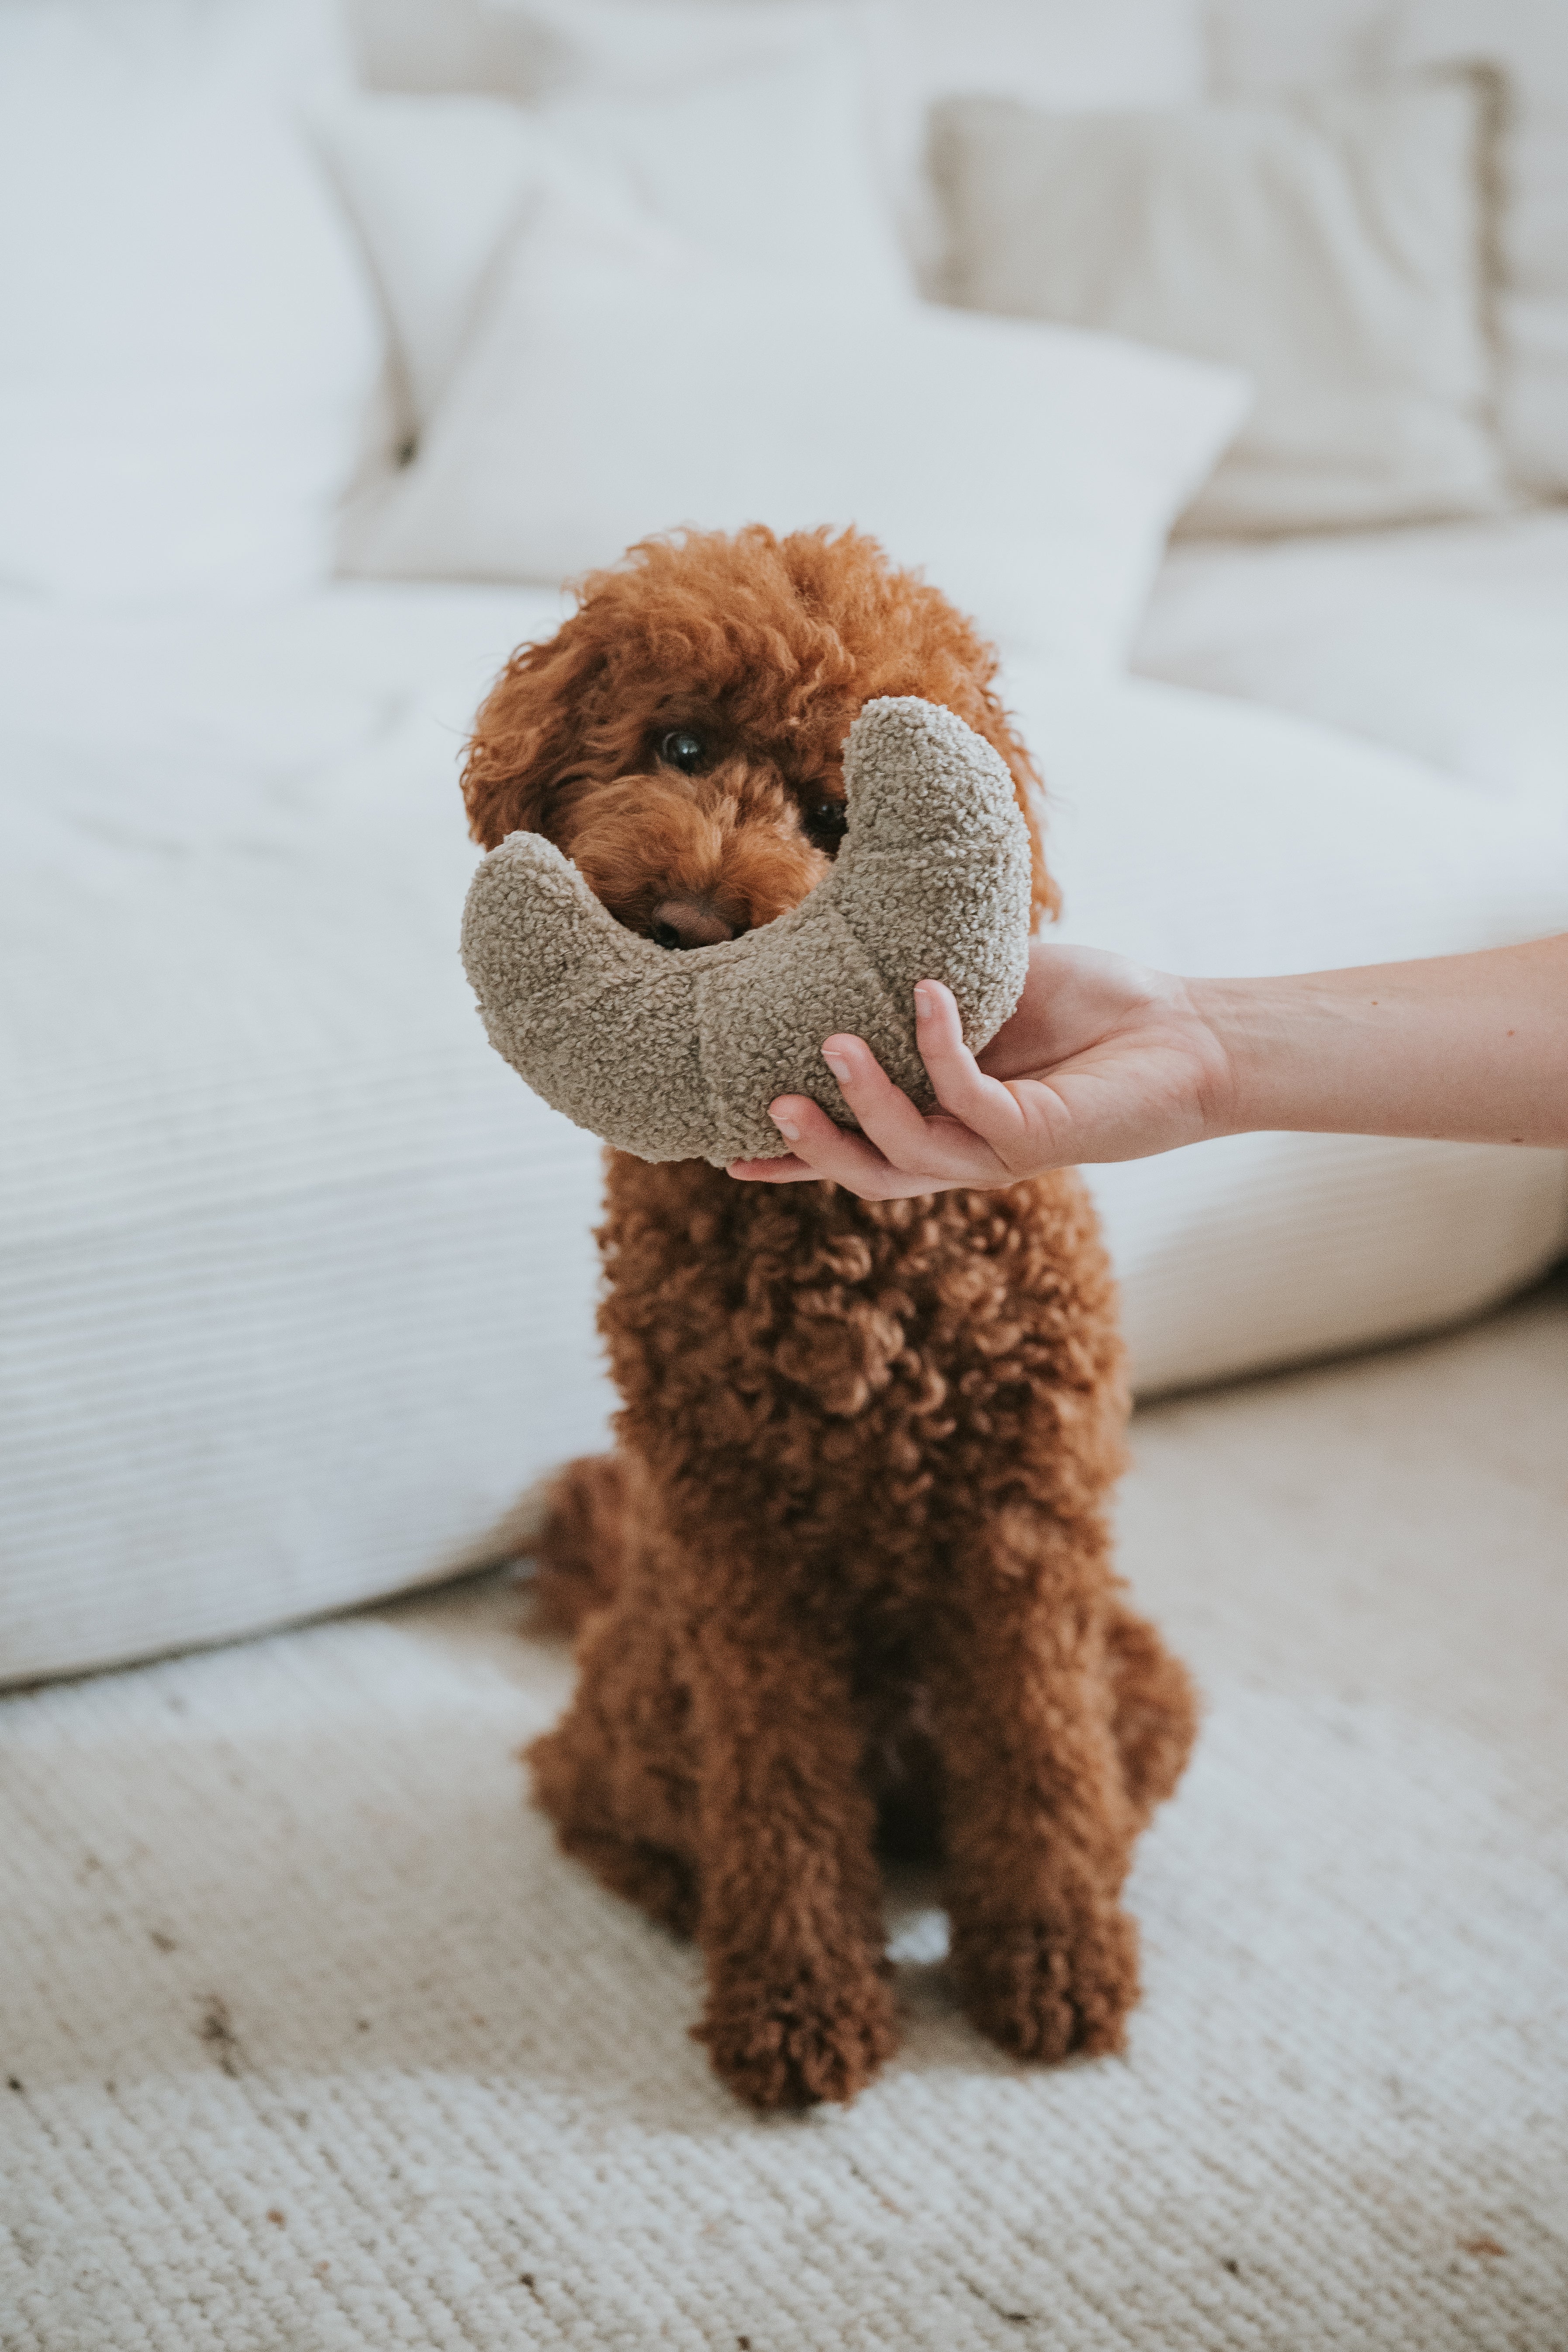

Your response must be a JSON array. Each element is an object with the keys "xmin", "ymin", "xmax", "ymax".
[{"xmin": 597, "ymin": 1152, "xmax": 1126, "ymax": 1590}]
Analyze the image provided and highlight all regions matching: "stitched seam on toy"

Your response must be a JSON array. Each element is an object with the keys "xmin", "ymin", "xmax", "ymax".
[{"xmin": 815, "ymin": 905, "xmax": 922, "ymax": 1120}]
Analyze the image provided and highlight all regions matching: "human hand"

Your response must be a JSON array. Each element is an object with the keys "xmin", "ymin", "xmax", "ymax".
[{"xmin": 726, "ymin": 942, "xmax": 1234, "ymax": 1198}]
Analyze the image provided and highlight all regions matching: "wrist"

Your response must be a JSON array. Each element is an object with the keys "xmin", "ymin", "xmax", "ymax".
[
  {"xmin": 1184, "ymin": 968, "xmax": 1406, "ymax": 1142},
  {"xmin": 1171, "ymin": 974, "xmax": 1254, "ymax": 1143}
]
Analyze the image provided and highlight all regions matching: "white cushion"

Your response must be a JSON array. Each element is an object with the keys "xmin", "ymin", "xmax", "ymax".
[
  {"xmin": 344, "ymin": 0, "xmax": 1206, "ymax": 285},
  {"xmin": 935, "ymin": 73, "xmax": 1506, "ymax": 536},
  {"xmin": 884, "ymin": 0, "xmax": 1204, "ymax": 112},
  {"xmin": 480, "ymin": 0, "xmax": 884, "ymax": 99},
  {"xmin": 1207, "ymin": 0, "xmax": 1395, "ymax": 93},
  {"xmin": 539, "ymin": 56, "xmax": 908, "ymax": 294},
  {"xmin": 342, "ymin": 0, "xmax": 906, "ymax": 296},
  {"xmin": 1135, "ymin": 510, "xmax": 1568, "ymax": 805},
  {"xmin": 1393, "ymin": 0, "xmax": 1568, "ymax": 496},
  {"xmin": 317, "ymin": 46, "xmax": 910, "ymax": 453},
  {"xmin": 0, "ymin": 0, "xmax": 385, "ymax": 605},
  {"xmin": 1209, "ymin": 0, "xmax": 1568, "ymax": 498},
  {"xmin": 345, "ymin": 193, "xmax": 1249, "ymax": 671},
  {"xmin": 1013, "ymin": 672, "xmax": 1568, "ymax": 1393},
  {"xmin": 484, "ymin": 0, "xmax": 910, "ymax": 297},
  {"xmin": 3, "ymin": 586, "xmax": 1564, "ymax": 1683},
  {"xmin": 870, "ymin": 0, "xmax": 1207, "ymax": 285},
  {"xmin": 349, "ymin": 0, "xmax": 1203, "ymax": 111},
  {"xmin": 315, "ymin": 93, "xmax": 563, "ymax": 444},
  {"xmin": 0, "ymin": 582, "xmax": 610, "ymax": 1689},
  {"xmin": 348, "ymin": 0, "xmax": 891, "ymax": 111}
]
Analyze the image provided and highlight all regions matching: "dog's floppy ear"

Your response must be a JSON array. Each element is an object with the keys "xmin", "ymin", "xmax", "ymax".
[{"xmin": 461, "ymin": 616, "xmax": 606, "ymax": 850}]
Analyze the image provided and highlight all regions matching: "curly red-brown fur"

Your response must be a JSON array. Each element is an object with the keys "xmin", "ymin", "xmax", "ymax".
[
  {"xmin": 470, "ymin": 525, "xmax": 1195, "ymax": 2109},
  {"xmin": 463, "ymin": 523, "xmax": 1060, "ymax": 931}
]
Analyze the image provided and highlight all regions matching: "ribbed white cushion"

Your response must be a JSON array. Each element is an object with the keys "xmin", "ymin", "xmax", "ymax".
[
  {"xmin": 3, "ymin": 593, "xmax": 1564, "ymax": 1684},
  {"xmin": 1018, "ymin": 673, "xmax": 1568, "ymax": 1392},
  {"xmin": 1136, "ymin": 509, "xmax": 1568, "ymax": 805},
  {"xmin": 0, "ymin": 585, "xmax": 612, "ymax": 1687}
]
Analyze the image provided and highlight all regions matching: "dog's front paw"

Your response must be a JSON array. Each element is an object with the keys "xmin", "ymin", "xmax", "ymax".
[
  {"xmin": 696, "ymin": 1964, "xmax": 899, "ymax": 2110},
  {"xmin": 952, "ymin": 1905, "xmax": 1139, "ymax": 2064}
]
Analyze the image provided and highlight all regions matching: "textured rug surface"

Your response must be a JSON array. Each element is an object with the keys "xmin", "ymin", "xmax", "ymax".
[{"xmin": 3, "ymin": 1279, "xmax": 1566, "ymax": 2352}]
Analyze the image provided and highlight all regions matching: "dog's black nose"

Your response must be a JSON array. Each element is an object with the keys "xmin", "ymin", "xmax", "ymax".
[{"xmin": 649, "ymin": 897, "xmax": 738, "ymax": 950}]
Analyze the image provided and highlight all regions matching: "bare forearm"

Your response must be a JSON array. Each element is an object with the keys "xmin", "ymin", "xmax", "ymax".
[
  {"xmin": 1197, "ymin": 936, "xmax": 1568, "ymax": 1149},
  {"xmin": 728, "ymin": 934, "xmax": 1568, "ymax": 1199}
]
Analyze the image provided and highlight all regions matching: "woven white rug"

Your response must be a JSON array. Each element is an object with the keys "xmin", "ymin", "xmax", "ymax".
[{"xmin": 4, "ymin": 1279, "xmax": 1566, "ymax": 2351}]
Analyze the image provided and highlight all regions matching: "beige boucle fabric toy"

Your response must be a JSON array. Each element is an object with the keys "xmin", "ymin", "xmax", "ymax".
[{"xmin": 459, "ymin": 695, "xmax": 1033, "ymax": 1166}]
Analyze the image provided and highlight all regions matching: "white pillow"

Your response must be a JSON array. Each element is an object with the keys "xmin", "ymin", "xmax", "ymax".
[
  {"xmin": 0, "ymin": 2, "xmax": 385, "ymax": 605},
  {"xmin": 345, "ymin": 194, "xmax": 1248, "ymax": 670},
  {"xmin": 541, "ymin": 55, "xmax": 908, "ymax": 294},
  {"xmin": 481, "ymin": 0, "xmax": 876, "ymax": 92},
  {"xmin": 1209, "ymin": 0, "xmax": 1568, "ymax": 499},
  {"xmin": 343, "ymin": 0, "xmax": 1205, "ymax": 289},
  {"xmin": 1393, "ymin": 0, "xmax": 1568, "ymax": 497},
  {"xmin": 887, "ymin": 0, "xmax": 1203, "ymax": 111},
  {"xmin": 342, "ymin": 2, "xmax": 908, "ymax": 288},
  {"xmin": 935, "ymin": 73, "xmax": 1506, "ymax": 538},
  {"xmin": 315, "ymin": 94, "xmax": 565, "ymax": 442},
  {"xmin": 1207, "ymin": 0, "xmax": 1394, "ymax": 94},
  {"xmin": 872, "ymin": 0, "xmax": 1206, "ymax": 284},
  {"xmin": 494, "ymin": 0, "xmax": 908, "ymax": 293},
  {"xmin": 318, "ymin": 30, "xmax": 912, "ymax": 447}
]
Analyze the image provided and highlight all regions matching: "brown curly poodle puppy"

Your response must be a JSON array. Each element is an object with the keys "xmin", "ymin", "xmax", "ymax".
[{"xmin": 463, "ymin": 525, "xmax": 1197, "ymax": 2110}]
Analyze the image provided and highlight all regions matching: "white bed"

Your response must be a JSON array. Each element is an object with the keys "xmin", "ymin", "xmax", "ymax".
[{"xmin": 4, "ymin": 576, "xmax": 1565, "ymax": 1685}]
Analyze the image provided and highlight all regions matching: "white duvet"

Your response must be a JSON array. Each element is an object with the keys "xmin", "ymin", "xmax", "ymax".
[{"xmin": 3, "ymin": 582, "xmax": 1565, "ymax": 1684}]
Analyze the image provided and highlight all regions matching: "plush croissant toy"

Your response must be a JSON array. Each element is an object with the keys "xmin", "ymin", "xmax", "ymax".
[{"xmin": 461, "ymin": 697, "xmax": 1034, "ymax": 1166}]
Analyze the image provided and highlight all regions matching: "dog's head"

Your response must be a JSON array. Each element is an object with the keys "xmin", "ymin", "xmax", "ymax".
[{"xmin": 461, "ymin": 524, "xmax": 1057, "ymax": 945}]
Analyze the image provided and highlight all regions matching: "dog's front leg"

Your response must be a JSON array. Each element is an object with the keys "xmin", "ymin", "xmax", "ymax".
[
  {"xmin": 684, "ymin": 1582, "xmax": 898, "ymax": 2110},
  {"xmin": 932, "ymin": 1512, "xmax": 1143, "ymax": 2065}
]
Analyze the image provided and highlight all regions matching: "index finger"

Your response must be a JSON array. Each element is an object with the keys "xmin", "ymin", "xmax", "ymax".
[
  {"xmin": 747, "ymin": 1092, "xmax": 939, "ymax": 1197},
  {"xmin": 817, "ymin": 1033, "xmax": 1012, "ymax": 1185}
]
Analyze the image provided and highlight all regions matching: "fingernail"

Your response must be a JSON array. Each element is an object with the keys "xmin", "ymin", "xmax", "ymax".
[
  {"xmin": 770, "ymin": 1107, "xmax": 799, "ymax": 1140},
  {"xmin": 915, "ymin": 984, "xmax": 934, "ymax": 1020},
  {"xmin": 822, "ymin": 1051, "xmax": 850, "ymax": 1084}
]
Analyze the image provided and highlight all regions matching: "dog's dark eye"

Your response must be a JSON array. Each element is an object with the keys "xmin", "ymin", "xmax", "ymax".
[
  {"xmin": 659, "ymin": 729, "xmax": 706, "ymax": 774},
  {"xmin": 803, "ymin": 798, "xmax": 848, "ymax": 853}
]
